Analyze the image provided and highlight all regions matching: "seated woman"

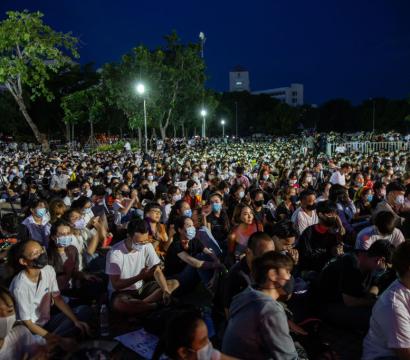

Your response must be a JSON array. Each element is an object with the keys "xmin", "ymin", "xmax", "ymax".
[
  {"xmin": 112, "ymin": 184, "xmax": 139, "ymax": 226},
  {"xmin": 354, "ymin": 186, "xmax": 374, "ymax": 218},
  {"xmin": 9, "ymin": 240, "xmax": 91, "ymax": 340},
  {"xmin": 144, "ymin": 203, "xmax": 170, "ymax": 257},
  {"xmin": 18, "ymin": 199, "xmax": 51, "ymax": 247},
  {"xmin": 227, "ymin": 204, "xmax": 263, "ymax": 262},
  {"xmin": 164, "ymin": 216, "xmax": 222, "ymax": 293},
  {"xmin": 167, "ymin": 200, "xmax": 193, "ymax": 237},
  {"xmin": 47, "ymin": 219, "xmax": 104, "ymax": 304},
  {"xmin": 0, "ymin": 286, "xmax": 47, "ymax": 360}
]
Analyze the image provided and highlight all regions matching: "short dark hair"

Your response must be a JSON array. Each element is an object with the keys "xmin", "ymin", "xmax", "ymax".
[
  {"xmin": 252, "ymin": 251, "xmax": 293, "ymax": 287},
  {"xmin": 316, "ymin": 200, "xmax": 338, "ymax": 215},
  {"xmin": 144, "ymin": 202, "xmax": 162, "ymax": 216},
  {"xmin": 270, "ymin": 220, "xmax": 297, "ymax": 240},
  {"xmin": 341, "ymin": 163, "xmax": 351, "ymax": 169},
  {"xmin": 174, "ymin": 216, "xmax": 190, "ymax": 231},
  {"xmin": 299, "ymin": 189, "xmax": 316, "ymax": 201},
  {"xmin": 250, "ymin": 189, "xmax": 264, "ymax": 200},
  {"xmin": 127, "ymin": 218, "xmax": 148, "ymax": 236},
  {"xmin": 393, "ymin": 241, "xmax": 410, "ymax": 277},
  {"xmin": 374, "ymin": 211, "xmax": 395, "ymax": 235},
  {"xmin": 247, "ymin": 232, "xmax": 273, "ymax": 253},
  {"xmin": 386, "ymin": 182, "xmax": 405, "ymax": 194},
  {"xmin": 367, "ymin": 240, "xmax": 394, "ymax": 264}
]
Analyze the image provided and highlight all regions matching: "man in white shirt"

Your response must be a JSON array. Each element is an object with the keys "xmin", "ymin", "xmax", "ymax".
[
  {"xmin": 106, "ymin": 219, "xmax": 178, "ymax": 315},
  {"xmin": 363, "ymin": 241, "xmax": 410, "ymax": 360},
  {"xmin": 291, "ymin": 189, "xmax": 319, "ymax": 236},
  {"xmin": 329, "ymin": 163, "xmax": 352, "ymax": 186}
]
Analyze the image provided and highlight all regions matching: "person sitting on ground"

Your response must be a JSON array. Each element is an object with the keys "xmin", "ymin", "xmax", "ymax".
[
  {"xmin": 9, "ymin": 240, "xmax": 91, "ymax": 341},
  {"xmin": 63, "ymin": 181, "xmax": 82, "ymax": 207},
  {"xmin": 144, "ymin": 203, "xmax": 170, "ymax": 257},
  {"xmin": 362, "ymin": 241, "xmax": 410, "ymax": 360},
  {"xmin": 317, "ymin": 240, "xmax": 394, "ymax": 332},
  {"xmin": 297, "ymin": 201, "xmax": 345, "ymax": 273},
  {"xmin": 222, "ymin": 251, "xmax": 298, "ymax": 360},
  {"xmin": 105, "ymin": 219, "xmax": 178, "ymax": 316},
  {"xmin": 355, "ymin": 211, "xmax": 405, "ymax": 250},
  {"xmin": 270, "ymin": 220, "xmax": 299, "ymax": 266},
  {"xmin": 291, "ymin": 189, "xmax": 318, "ymax": 236}
]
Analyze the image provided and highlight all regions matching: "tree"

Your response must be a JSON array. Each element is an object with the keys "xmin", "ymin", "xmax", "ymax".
[{"xmin": 0, "ymin": 10, "xmax": 79, "ymax": 150}]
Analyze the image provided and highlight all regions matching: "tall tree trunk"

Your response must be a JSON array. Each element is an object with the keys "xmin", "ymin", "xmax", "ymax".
[
  {"xmin": 152, "ymin": 128, "xmax": 157, "ymax": 139},
  {"xmin": 16, "ymin": 97, "xmax": 49, "ymax": 152},
  {"xmin": 71, "ymin": 123, "xmax": 75, "ymax": 143},
  {"xmin": 65, "ymin": 123, "xmax": 70, "ymax": 143},
  {"xmin": 181, "ymin": 124, "xmax": 185, "ymax": 138},
  {"xmin": 173, "ymin": 124, "xmax": 176, "ymax": 138},
  {"xmin": 160, "ymin": 126, "xmax": 166, "ymax": 140}
]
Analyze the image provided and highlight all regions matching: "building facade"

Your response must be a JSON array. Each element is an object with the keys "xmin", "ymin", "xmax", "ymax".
[
  {"xmin": 252, "ymin": 83, "xmax": 304, "ymax": 107},
  {"xmin": 229, "ymin": 65, "xmax": 250, "ymax": 92}
]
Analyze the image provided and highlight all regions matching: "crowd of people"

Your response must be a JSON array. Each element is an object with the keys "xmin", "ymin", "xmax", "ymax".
[{"xmin": 0, "ymin": 136, "xmax": 410, "ymax": 359}]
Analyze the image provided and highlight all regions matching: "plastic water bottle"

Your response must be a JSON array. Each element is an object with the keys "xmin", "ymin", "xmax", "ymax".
[{"xmin": 99, "ymin": 304, "xmax": 110, "ymax": 337}]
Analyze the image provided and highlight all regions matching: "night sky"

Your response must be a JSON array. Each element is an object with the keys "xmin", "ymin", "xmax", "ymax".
[{"xmin": 1, "ymin": 0, "xmax": 409, "ymax": 105}]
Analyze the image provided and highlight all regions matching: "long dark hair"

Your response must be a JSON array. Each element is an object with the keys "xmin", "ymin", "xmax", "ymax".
[{"xmin": 48, "ymin": 219, "xmax": 72, "ymax": 275}]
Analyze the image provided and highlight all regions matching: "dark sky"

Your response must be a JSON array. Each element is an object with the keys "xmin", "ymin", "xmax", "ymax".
[{"xmin": 1, "ymin": 0, "xmax": 410, "ymax": 105}]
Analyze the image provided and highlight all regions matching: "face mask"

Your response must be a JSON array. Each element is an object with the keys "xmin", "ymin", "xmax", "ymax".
[
  {"xmin": 211, "ymin": 203, "xmax": 222, "ymax": 212},
  {"xmin": 35, "ymin": 208, "xmax": 46, "ymax": 218},
  {"xmin": 131, "ymin": 242, "xmax": 145, "ymax": 251},
  {"xmin": 56, "ymin": 235, "xmax": 73, "ymax": 247},
  {"xmin": 172, "ymin": 194, "xmax": 182, "ymax": 202},
  {"xmin": 367, "ymin": 194, "xmax": 373, "ymax": 203},
  {"xmin": 306, "ymin": 176, "xmax": 313, "ymax": 183},
  {"xmin": 195, "ymin": 342, "xmax": 217, "ymax": 360},
  {"xmin": 72, "ymin": 192, "xmax": 81, "ymax": 198},
  {"xmin": 395, "ymin": 195, "xmax": 405, "ymax": 205},
  {"xmin": 0, "ymin": 314, "xmax": 16, "ymax": 339},
  {"xmin": 289, "ymin": 179, "xmax": 297, "ymax": 185},
  {"xmin": 380, "ymin": 189, "xmax": 386, "ymax": 197},
  {"xmin": 254, "ymin": 200, "xmax": 264, "ymax": 207},
  {"xmin": 290, "ymin": 195, "xmax": 298, "ymax": 203},
  {"xmin": 186, "ymin": 226, "xmax": 196, "ymax": 240},
  {"xmin": 238, "ymin": 191, "xmax": 245, "ymax": 199},
  {"xmin": 147, "ymin": 175, "xmax": 154, "ymax": 181},
  {"xmin": 74, "ymin": 218, "xmax": 86, "ymax": 230},
  {"xmin": 30, "ymin": 252, "xmax": 48, "ymax": 269},
  {"xmin": 122, "ymin": 191, "xmax": 130, "ymax": 197},
  {"xmin": 306, "ymin": 204, "xmax": 317, "ymax": 211},
  {"xmin": 184, "ymin": 209, "xmax": 192, "ymax": 218}
]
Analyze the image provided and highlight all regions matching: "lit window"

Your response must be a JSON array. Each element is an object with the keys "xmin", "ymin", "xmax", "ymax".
[{"xmin": 236, "ymin": 81, "xmax": 243, "ymax": 86}]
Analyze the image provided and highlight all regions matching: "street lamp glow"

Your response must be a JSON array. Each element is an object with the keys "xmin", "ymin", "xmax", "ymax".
[
  {"xmin": 221, "ymin": 119, "xmax": 226, "ymax": 125},
  {"xmin": 136, "ymin": 83, "xmax": 145, "ymax": 95},
  {"xmin": 200, "ymin": 109, "xmax": 207, "ymax": 117}
]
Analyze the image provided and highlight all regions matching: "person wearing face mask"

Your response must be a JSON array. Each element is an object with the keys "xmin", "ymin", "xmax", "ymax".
[
  {"xmin": 106, "ymin": 219, "xmax": 178, "ymax": 315},
  {"xmin": 226, "ymin": 184, "xmax": 246, "ymax": 220},
  {"xmin": 18, "ymin": 199, "xmax": 51, "ymax": 247},
  {"xmin": 9, "ymin": 240, "xmax": 91, "ymax": 341},
  {"xmin": 250, "ymin": 189, "xmax": 272, "ymax": 226},
  {"xmin": 348, "ymin": 173, "xmax": 365, "ymax": 200},
  {"xmin": 329, "ymin": 163, "xmax": 352, "ymax": 187},
  {"xmin": 222, "ymin": 251, "xmax": 298, "ymax": 360},
  {"xmin": 317, "ymin": 240, "xmax": 394, "ymax": 332},
  {"xmin": 164, "ymin": 216, "xmax": 222, "ymax": 293},
  {"xmin": 297, "ymin": 201, "xmax": 345, "ymax": 273},
  {"xmin": 291, "ymin": 189, "xmax": 319, "ymax": 236},
  {"xmin": 184, "ymin": 180, "xmax": 202, "ymax": 210},
  {"xmin": 156, "ymin": 310, "xmax": 235, "ymax": 360},
  {"xmin": 0, "ymin": 286, "xmax": 47, "ymax": 360},
  {"xmin": 63, "ymin": 181, "xmax": 82, "ymax": 207},
  {"xmin": 163, "ymin": 186, "xmax": 182, "ymax": 223},
  {"xmin": 50, "ymin": 166, "xmax": 69, "ymax": 194}
]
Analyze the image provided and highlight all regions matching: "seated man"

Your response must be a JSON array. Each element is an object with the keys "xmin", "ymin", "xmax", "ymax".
[
  {"xmin": 363, "ymin": 241, "xmax": 410, "ymax": 360},
  {"xmin": 106, "ymin": 219, "xmax": 178, "ymax": 315},
  {"xmin": 356, "ymin": 211, "xmax": 405, "ymax": 250},
  {"xmin": 297, "ymin": 201, "xmax": 345, "ymax": 273},
  {"xmin": 317, "ymin": 240, "xmax": 394, "ymax": 332},
  {"xmin": 222, "ymin": 251, "xmax": 298, "ymax": 360}
]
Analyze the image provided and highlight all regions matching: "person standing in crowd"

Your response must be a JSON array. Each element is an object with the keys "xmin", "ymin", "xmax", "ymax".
[
  {"xmin": 291, "ymin": 189, "xmax": 318, "ymax": 236},
  {"xmin": 222, "ymin": 251, "xmax": 298, "ymax": 360},
  {"xmin": 329, "ymin": 163, "xmax": 352, "ymax": 186},
  {"xmin": 50, "ymin": 166, "xmax": 69, "ymax": 194}
]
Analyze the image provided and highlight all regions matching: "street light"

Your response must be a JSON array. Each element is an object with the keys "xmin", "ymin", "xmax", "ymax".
[
  {"xmin": 220, "ymin": 119, "xmax": 226, "ymax": 138},
  {"xmin": 136, "ymin": 82, "xmax": 148, "ymax": 153},
  {"xmin": 200, "ymin": 109, "xmax": 207, "ymax": 138}
]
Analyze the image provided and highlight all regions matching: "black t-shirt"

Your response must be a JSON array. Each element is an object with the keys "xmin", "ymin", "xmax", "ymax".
[
  {"xmin": 206, "ymin": 211, "xmax": 229, "ymax": 245},
  {"xmin": 163, "ymin": 238, "xmax": 204, "ymax": 277},
  {"xmin": 318, "ymin": 252, "xmax": 373, "ymax": 304}
]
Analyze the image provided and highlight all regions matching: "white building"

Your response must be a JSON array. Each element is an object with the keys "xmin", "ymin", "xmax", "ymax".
[
  {"xmin": 229, "ymin": 65, "xmax": 250, "ymax": 92},
  {"xmin": 252, "ymin": 83, "xmax": 304, "ymax": 107}
]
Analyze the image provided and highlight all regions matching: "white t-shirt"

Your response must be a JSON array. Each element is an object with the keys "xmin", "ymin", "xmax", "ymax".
[
  {"xmin": 363, "ymin": 280, "xmax": 410, "ymax": 359},
  {"xmin": 106, "ymin": 240, "xmax": 160, "ymax": 296},
  {"xmin": 9, "ymin": 265, "xmax": 60, "ymax": 326},
  {"xmin": 0, "ymin": 325, "xmax": 45, "ymax": 360},
  {"xmin": 291, "ymin": 207, "xmax": 319, "ymax": 235},
  {"xmin": 329, "ymin": 170, "xmax": 345, "ymax": 186},
  {"xmin": 355, "ymin": 225, "xmax": 405, "ymax": 250}
]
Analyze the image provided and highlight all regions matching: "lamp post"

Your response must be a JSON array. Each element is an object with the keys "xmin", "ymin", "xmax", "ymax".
[
  {"xmin": 200, "ymin": 109, "xmax": 207, "ymax": 138},
  {"xmin": 136, "ymin": 83, "xmax": 148, "ymax": 153},
  {"xmin": 220, "ymin": 119, "xmax": 226, "ymax": 138}
]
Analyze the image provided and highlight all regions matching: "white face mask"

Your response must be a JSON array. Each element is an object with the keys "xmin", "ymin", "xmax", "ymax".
[
  {"xmin": 395, "ymin": 195, "xmax": 405, "ymax": 205},
  {"xmin": 194, "ymin": 341, "xmax": 218, "ymax": 360},
  {"xmin": 0, "ymin": 314, "xmax": 16, "ymax": 338},
  {"xmin": 131, "ymin": 242, "xmax": 145, "ymax": 251}
]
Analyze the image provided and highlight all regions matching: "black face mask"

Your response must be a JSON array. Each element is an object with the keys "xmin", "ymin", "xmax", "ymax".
[
  {"xmin": 290, "ymin": 195, "xmax": 298, "ymax": 204},
  {"xmin": 306, "ymin": 204, "xmax": 317, "ymax": 211},
  {"xmin": 29, "ymin": 252, "xmax": 48, "ymax": 269},
  {"xmin": 72, "ymin": 192, "xmax": 81, "ymax": 198},
  {"xmin": 254, "ymin": 200, "xmax": 264, "ymax": 207},
  {"xmin": 122, "ymin": 191, "xmax": 130, "ymax": 197}
]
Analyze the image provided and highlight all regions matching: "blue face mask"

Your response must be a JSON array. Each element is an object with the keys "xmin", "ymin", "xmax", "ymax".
[
  {"xmin": 211, "ymin": 203, "xmax": 222, "ymax": 213},
  {"xmin": 184, "ymin": 209, "xmax": 192, "ymax": 218},
  {"xmin": 74, "ymin": 218, "xmax": 86, "ymax": 230},
  {"xmin": 367, "ymin": 194, "xmax": 374, "ymax": 203},
  {"xmin": 186, "ymin": 226, "xmax": 196, "ymax": 240},
  {"xmin": 56, "ymin": 235, "xmax": 73, "ymax": 247},
  {"xmin": 35, "ymin": 208, "xmax": 46, "ymax": 218}
]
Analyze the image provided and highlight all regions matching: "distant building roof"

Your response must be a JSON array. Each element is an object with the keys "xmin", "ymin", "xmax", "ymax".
[{"xmin": 231, "ymin": 65, "xmax": 247, "ymax": 72}]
